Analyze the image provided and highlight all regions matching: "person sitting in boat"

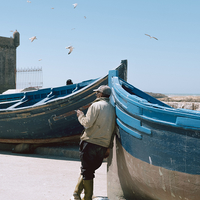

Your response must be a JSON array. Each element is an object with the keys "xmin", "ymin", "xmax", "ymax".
[
  {"xmin": 66, "ymin": 79, "xmax": 73, "ymax": 85},
  {"xmin": 71, "ymin": 85, "xmax": 116, "ymax": 200}
]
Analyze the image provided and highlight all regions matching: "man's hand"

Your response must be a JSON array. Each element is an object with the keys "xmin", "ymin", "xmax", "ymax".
[{"xmin": 76, "ymin": 109, "xmax": 84, "ymax": 117}]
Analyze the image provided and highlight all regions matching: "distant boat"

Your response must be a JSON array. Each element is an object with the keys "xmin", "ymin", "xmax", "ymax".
[
  {"xmin": 107, "ymin": 64, "xmax": 200, "ymax": 200},
  {"xmin": 0, "ymin": 60, "xmax": 127, "ymax": 144}
]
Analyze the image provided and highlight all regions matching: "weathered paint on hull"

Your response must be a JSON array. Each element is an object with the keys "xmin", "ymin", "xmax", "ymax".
[
  {"xmin": 0, "ymin": 60, "xmax": 127, "ymax": 144},
  {"xmin": 0, "ymin": 134, "xmax": 80, "ymax": 144},
  {"xmin": 108, "ymin": 130, "xmax": 200, "ymax": 200},
  {"xmin": 0, "ymin": 86, "xmax": 95, "ymax": 142}
]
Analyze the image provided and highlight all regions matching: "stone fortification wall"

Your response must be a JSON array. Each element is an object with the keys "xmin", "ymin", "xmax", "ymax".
[
  {"xmin": 147, "ymin": 92, "xmax": 200, "ymax": 111},
  {"xmin": 158, "ymin": 96, "xmax": 200, "ymax": 111},
  {"xmin": 0, "ymin": 31, "xmax": 20, "ymax": 94},
  {"xmin": 164, "ymin": 102, "xmax": 200, "ymax": 111}
]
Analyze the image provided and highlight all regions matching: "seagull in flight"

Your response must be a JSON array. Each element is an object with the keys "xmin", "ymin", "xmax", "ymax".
[
  {"xmin": 145, "ymin": 34, "xmax": 158, "ymax": 40},
  {"xmin": 73, "ymin": 3, "xmax": 78, "ymax": 8},
  {"xmin": 27, "ymin": 1, "xmax": 31, "ymax": 3},
  {"xmin": 66, "ymin": 46, "xmax": 74, "ymax": 54},
  {"xmin": 29, "ymin": 36, "xmax": 37, "ymax": 42},
  {"xmin": 38, "ymin": 59, "xmax": 42, "ymax": 61}
]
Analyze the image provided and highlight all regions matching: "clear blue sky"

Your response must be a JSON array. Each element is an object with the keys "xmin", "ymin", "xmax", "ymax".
[{"xmin": 1, "ymin": 0, "xmax": 200, "ymax": 94}]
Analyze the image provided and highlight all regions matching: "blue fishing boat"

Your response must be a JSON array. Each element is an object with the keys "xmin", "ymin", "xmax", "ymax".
[
  {"xmin": 0, "ymin": 61, "xmax": 127, "ymax": 144},
  {"xmin": 107, "ymin": 61, "xmax": 200, "ymax": 200}
]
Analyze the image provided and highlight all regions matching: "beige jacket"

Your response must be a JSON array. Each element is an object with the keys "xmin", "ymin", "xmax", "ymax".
[{"xmin": 78, "ymin": 97, "xmax": 115, "ymax": 148}]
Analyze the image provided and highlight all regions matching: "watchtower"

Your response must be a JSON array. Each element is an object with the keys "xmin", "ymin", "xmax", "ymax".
[{"xmin": 0, "ymin": 30, "xmax": 20, "ymax": 94}]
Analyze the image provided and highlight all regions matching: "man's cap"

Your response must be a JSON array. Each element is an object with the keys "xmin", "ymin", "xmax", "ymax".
[{"xmin": 93, "ymin": 85, "xmax": 111, "ymax": 96}]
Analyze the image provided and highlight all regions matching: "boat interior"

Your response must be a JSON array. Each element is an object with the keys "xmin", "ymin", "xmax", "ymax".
[
  {"xmin": 118, "ymin": 77, "xmax": 171, "ymax": 108},
  {"xmin": 0, "ymin": 78, "xmax": 97, "ymax": 110}
]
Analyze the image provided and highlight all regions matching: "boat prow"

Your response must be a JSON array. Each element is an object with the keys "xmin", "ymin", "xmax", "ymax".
[{"xmin": 108, "ymin": 67, "xmax": 200, "ymax": 200}]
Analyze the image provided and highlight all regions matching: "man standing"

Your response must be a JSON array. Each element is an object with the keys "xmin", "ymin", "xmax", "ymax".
[{"xmin": 71, "ymin": 85, "xmax": 115, "ymax": 200}]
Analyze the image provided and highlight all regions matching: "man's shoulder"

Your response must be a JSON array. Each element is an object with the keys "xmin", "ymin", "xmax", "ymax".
[
  {"xmin": 91, "ymin": 99, "xmax": 108, "ymax": 108},
  {"xmin": 93, "ymin": 100, "xmax": 114, "ymax": 110},
  {"xmin": 91, "ymin": 100, "xmax": 103, "ymax": 107}
]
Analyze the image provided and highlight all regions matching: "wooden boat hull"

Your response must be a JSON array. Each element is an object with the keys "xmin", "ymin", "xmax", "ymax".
[
  {"xmin": 107, "ymin": 66, "xmax": 200, "ymax": 200},
  {"xmin": 108, "ymin": 127, "xmax": 200, "ymax": 200},
  {"xmin": 0, "ymin": 60, "xmax": 127, "ymax": 144}
]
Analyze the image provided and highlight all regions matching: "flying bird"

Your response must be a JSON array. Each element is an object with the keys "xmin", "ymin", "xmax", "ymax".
[
  {"xmin": 51, "ymin": 7, "xmax": 54, "ymax": 9},
  {"xmin": 38, "ymin": 59, "xmax": 42, "ymax": 61},
  {"xmin": 27, "ymin": 1, "xmax": 31, "ymax": 3},
  {"xmin": 145, "ymin": 34, "xmax": 158, "ymax": 40},
  {"xmin": 29, "ymin": 36, "xmax": 37, "ymax": 42},
  {"xmin": 73, "ymin": 3, "xmax": 78, "ymax": 8},
  {"xmin": 66, "ymin": 46, "xmax": 74, "ymax": 54},
  {"xmin": 84, "ymin": 16, "xmax": 86, "ymax": 19}
]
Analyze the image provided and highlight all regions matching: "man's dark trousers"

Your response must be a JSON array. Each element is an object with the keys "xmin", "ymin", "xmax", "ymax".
[{"xmin": 79, "ymin": 140, "xmax": 107, "ymax": 180}]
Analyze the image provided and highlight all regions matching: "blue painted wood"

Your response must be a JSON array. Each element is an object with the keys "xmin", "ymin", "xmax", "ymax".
[
  {"xmin": 108, "ymin": 69, "xmax": 200, "ymax": 175},
  {"xmin": 0, "ymin": 60, "xmax": 127, "ymax": 144},
  {"xmin": 116, "ymin": 118, "xmax": 142, "ymax": 139},
  {"xmin": 0, "ymin": 79, "xmax": 97, "ymax": 110},
  {"xmin": 118, "ymin": 124, "xmax": 200, "ymax": 175},
  {"xmin": 112, "ymin": 86, "xmax": 142, "ymax": 115},
  {"xmin": 118, "ymin": 77, "xmax": 171, "ymax": 107},
  {"xmin": 108, "ymin": 69, "xmax": 118, "ymax": 90},
  {"xmin": 116, "ymin": 105, "xmax": 151, "ymax": 135},
  {"xmin": 176, "ymin": 117, "xmax": 200, "ymax": 128},
  {"xmin": 110, "ymin": 72, "xmax": 200, "ymax": 130},
  {"xmin": 107, "ymin": 68, "xmax": 200, "ymax": 200}
]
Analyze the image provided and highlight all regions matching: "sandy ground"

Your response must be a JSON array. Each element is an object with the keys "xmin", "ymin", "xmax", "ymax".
[{"xmin": 0, "ymin": 151, "xmax": 107, "ymax": 200}]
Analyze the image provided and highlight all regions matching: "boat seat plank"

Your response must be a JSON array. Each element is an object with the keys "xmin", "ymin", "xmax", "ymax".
[
  {"xmin": 33, "ymin": 86, "xmax": 74, "ymax": 106},
  {"xmin": 0, "ymin": 100, "xmax": 21, "ymax": 109},
  {"xmin": 33, "ymin": 96, "xmax": 55, "ymax": 106},
  {"xmin": 72, "ymin": 84, "xmax": 80, "ymax": 93},
  {"xmin": 6, "ymin": 99, "xmax": 29, "ymax": 110}
]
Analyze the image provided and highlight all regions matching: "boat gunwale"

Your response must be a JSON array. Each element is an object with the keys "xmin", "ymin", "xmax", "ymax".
[
  {"xmin": 0, "ymin": 76, "xmax": 107, "ymax": 114},
  {"xmin": 112, "ymin": 76, "xmax": 200, "ymax": 119},
  {"xmin": 111, "ymin": 76, "xmax": 200, "ymax": 131}
]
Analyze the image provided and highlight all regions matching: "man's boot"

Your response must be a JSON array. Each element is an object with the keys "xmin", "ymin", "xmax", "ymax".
[
  {"xmin": 82, "ymin": 179, "xmax": 93, "ymax": 200},
  {"xmin": 71, "ymin": 175, "xmax": 84, "ymax": 200}
]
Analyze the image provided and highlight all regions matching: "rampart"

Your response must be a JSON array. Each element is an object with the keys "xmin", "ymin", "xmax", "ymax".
[{"xmin": 0, "ymin": 31, "xmax": 20, "ymax": 94}]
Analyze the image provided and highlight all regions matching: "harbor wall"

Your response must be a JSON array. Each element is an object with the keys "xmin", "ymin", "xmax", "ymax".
[
  {"xmin": 0, "ymin": 31, "xmax": 20, "ymax": 94},
  {"xmin": 158, "ymin": 96, "xmax": 200, "ymax": 111},
  {"xmin": 163, "ymin": 102, "xmax": 200, "ymax": 111}
]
